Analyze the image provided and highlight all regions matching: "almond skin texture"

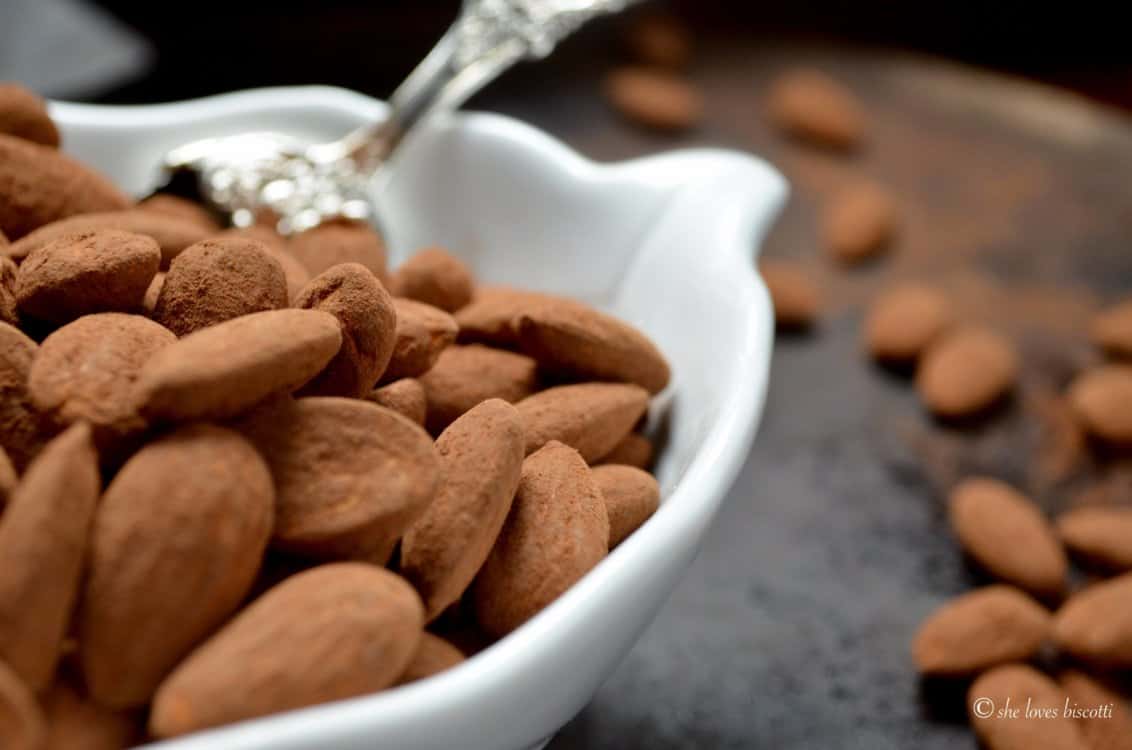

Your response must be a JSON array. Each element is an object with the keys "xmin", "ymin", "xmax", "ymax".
[
  {"xmin": 760, "ymin": 259, "xmax": 821, "ymax": 330},
  {"xmin": 864, "ymin": 284, "xmax": 952, "ymax": 362},
  {"xmin": 968, "ymin": 665, "xmax": 1087, "ymax": 750},
  {"xmin": 767, "ymin": 69, "xmax": 866, "ymax": 150},
  {"xmin": 367, "ymin": 378, "xmax": 427, "ymax": 426},
  {"xmin": 824, "ymin": 181, "xmax": 898, "ymax": 264},
  {"xmin": 598, "ymin": 432, "xmax": 654, "ymax": 470},
  {"xmin": 210, "ymin": 227, "xmax": 310, "ymax": 303},
  {"xmin": 0, "ymin": 424, "xmax": 99, "ymax": 691},
  {"xmin": 454, "ymin": 286, "xmax": 565, "ymax": 347},
  {"xmin": 154, "ymin": 237, "xmax": 288, "ymax": 337},
  {"xmin": 295, "ymin": 263, "xmax": 397, "ymax": 398},
  {"xmin": 419, "ymin": 345, "xmax": 539, "ymax": 435},
  {"xmin": 515, "ymin": 299, "xmax": 671, "ymax": 394},
  {"xmin": 381, "ymin": 298, "xmax": 459, "ymax": 383},
  {"xmin": 150, "ymin": 564, "xmax": 424, "ymax": 738},
  {"xmin": 137, "ymin": 194, "xmax": 220, "ymax": 232},
  {"xmin": 6, "ymin": 209, "xmax": 205, "ymax": 265},
  {"xmin": 474, "ymin": 441, "xmax": 610, "ymax": 637},
  {"xmin": 0, "ymin": 83, "xmax": 59, "ymax": 147},
  {"xmin": 237, "ymin": 397, "xmax": 441, "ymax": 559},
  {"xmin": 1059, "ymin": 670, "xmax": 1132, "ymax": 750},
  {"xmin": 593, "ymin": 464, "xmax": 660, "ymax": 547},
  {"xmin": 42, "ymin": 674, "xmax": 138, "ymax": 750},
  {"xmin": 1057, "ymin": 506, "xmax": 1132, "ymax": 572},
  {"xmin": 1090, "ymin": 299, "xmax": 1132, "ymax": 358},
  {"xmin": 394, "ymin": 633, "xmax": 465, "ymax": 686},
  {"xmin": 0, "ymin": 134, "xmax": 129, "ymax": 240},
  {"xmin": 948, "ymin": 477, "xmax": 1067, "ymax": 597},
  {"xmin": 0, "ymin": 256, "xmax": 18, "ymax": 327},
  {"xmin": 917, "ymin": 328, "xmax": 1018, "ymax": 417},
  {"xmin": 14, "ymin": 230, "xmax": 161, "ymax": 323},
  {"xmin": 1053, "ymin": 572, "xmax": 1132, "ymax": 667},
  {"xmin": 517, "ymin": 382, "xmax": 650, "ymax": 463},
  {"xmin": 135, "ymin": 308, "xmax": 342, "ymax": 422},
  {"xmin": 911, "ymin": 585, "xmax": 1051, "ymax": 676},
  {"xmin": 604, "ymin": 67, "xmax": 703, "ymax": 132},
  {"xmin": 0, "ymin": 658, "xmax": 46, "ymax": 750},
  {"xmin": 401, "ymin": 399, "xmax": 525, "ymax": 621},
  {"xmin": 389, "ymin": 247, "xmax": 475, "ymax": 313},
  {"xmin": 29, "ymin": 314, "xmax": 175, "ymax": 451},
  {"xmin": 1068, "ymin": 365, "xmax": 1132, "ymax": 443},
  {"xmin": 0, "ymin": 323, "xmax": 45, "ymax": 471},
  {"xmin": 288, "ymin": 219, "xmax": 387, "ymax": 282},
  {"xmin": 79, "ymin": 424, "xmax": 274, "ymax": 709}
]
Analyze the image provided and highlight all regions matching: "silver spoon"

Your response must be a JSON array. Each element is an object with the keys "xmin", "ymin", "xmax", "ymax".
[{"xmin": 161, "ymin": 0, "xmax": 641, "ymax": 236}]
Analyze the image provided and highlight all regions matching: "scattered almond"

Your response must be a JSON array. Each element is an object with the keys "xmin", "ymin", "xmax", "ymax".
[
  {"xmin": 0, "ymin": 256, "xmax": 16, "ymax": 327},
  {"xmin": 917, "ymin": 328, "xmax": 1018, "ymax": 417},
  {"xmin": 968, "ymin": 664, "xmax": 1087, "ymax": 750},
  {"xmin": 381, "ymin": 297, "xmax": 458, "ymax": 382},
  {"xmin": 1059, "ymin": 670, "xmax": 1132, "ymax": 750},
  {"xmin": 419, "ymin": 344, "xmax": 539, "ymax": 434},
  {"xmin": 1056, "ymin": 506, "xmax": 1132, "ymax": 572},
  {"xmin": 288, "ymin": 219, "xmax": 387, "ymax": 282},
  {"xmin": 598, "ymin": 432, "xmax": 655, "ymax": 470},
  {"xmin": 1053, "ymin": 572, "xmax": 1132, "ymax": 668},
  {"xmin": 767, "ymin": 69, "xmax": 866, "ymax": 150},
  {"xmin": 211, "ymin": 226, "xmax": 311, "ymax": 303},
  {"xmin": 0, "ymin": 322, "xmax": 46, "ymax": 470},
  {"xmin": 824, "ymin": 181, "xmax": 898, "ymax": 264},
  {"xmin": 367, "ymin": 378, "xmax": 427, "ymax": 426},
  {"xmin": 760, "ymin": 259, "xmax": 821, "ymax": 329},
  {"xmin": 0, "ymin": 83, "xmax": 59, "ymax": 147},
  {"xmin": 137, "ymin": 194, "xmax": 220, "ymax": 232},
  {"xmin": 864, "ymin": 284, "xmax": 952, "ymax": 362},
  {"xmin": 0, "ymin": 658, "xmax": 46, "ymax": 750},
  {"xmin": 6, "ymin": 209, "xmax": 206, "ymax": 266},
  {"xmin": 517, "ymin": 382, "xmax": 649, "ymax": 463},
  {"xmin": 593, "ymin": 464, "xmax": 660, "ymax": 547},
  {"xmin": 454, "ymin": 286, "xmax": 564, "ymax": 347},
  {"xmin": 1067, "ymin": 365, "xmax": 1132, "ymax": 443},
  {"xmin": 604, "ymin": 66, "xmax": 703, "ymax": 132},
  {"xmin": 394, "ymin": 633, "xmax": 465, "ymax": 686},
  {"xmin": 389, "ymin": 247, "xmax": 475, "ymax": 313}
]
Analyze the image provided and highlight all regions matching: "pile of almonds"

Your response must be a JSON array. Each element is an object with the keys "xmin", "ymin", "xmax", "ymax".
[{"xmin": 0, "ymin": 83, "xmax": 668, "ymax": 748}]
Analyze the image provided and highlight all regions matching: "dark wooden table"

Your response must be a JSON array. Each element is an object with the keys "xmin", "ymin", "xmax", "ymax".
[{"xmin": 474, "ymin": 38, "xmax": 1132, "ymax": 749}]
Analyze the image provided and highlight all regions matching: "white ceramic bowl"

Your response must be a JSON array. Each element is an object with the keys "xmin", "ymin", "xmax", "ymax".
[{"xmin": 49, "ymin": 87, "xmax": 786, "ymax": 750}]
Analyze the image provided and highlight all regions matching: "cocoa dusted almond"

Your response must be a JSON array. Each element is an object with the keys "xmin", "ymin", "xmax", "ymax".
[
  {"xmin": 598, "ymin": 432, "xmax": 654, "ymax": 470},
  {"xmin": 389, "ymin": 247, "xmax": 475, "ymax": 313},
  {"xmin": 401, "ymin": 399, "xmax": 526, "ymax": 621},
  {"xmin": 142, "ymin": 272, "xmax": 164, "ymax": 315},
  {"xmin": 0, "ymin": 658, "xmax": 45, "ymax": 750},
  {"xmin": 0, "ymin": 256, "xmax": 16, "ymax": 327},
  {"xmin": 0, "ymin": 322, "xmax": 46, "ymax": 471},
  {"xmin": 1053, "ymin": 572, "xmax": 1132, "ymax": 668},
  {"xmin": 760, "ymin": 259, "xmax": 821, "ymax": 330},
  {"xmin": 135, "ymin": 309, "xmax": 342, "ymax": 422},
  {"xmin": 0, "ymin": 83, "xmax": 59, "ymax": 147},
  {"xmin": 864, "ymin": 284, "xmax": 952, "ymax": 362},
  {"xmin": 137, "ymin": 194, "xmax": 219, "ymax": 232},
  {"xmin": 1067, "ymin": 365, "xmax": 1132, "ymax": 443},
  {"xmin": 79, "ymin": 424, "xmax": 274, "ymax": 709},
  {"xmin": 592, "ymin": 464, "xmax": 660, "ymax": 547},
  {"xmin": 823, "ymin": 181, "xmax": 898, "ymax": 265},
  {"xmin": 1089, "ymin": 298, "xmax": 1132, "ymax": 358},
  {"xmin": 454, "ymin": 286, "xmax": 566, "ymax": 347},
  {"xmin": 14, "ymin": 230, "xmax": 160, "ymax": 323},
  {"xmin": 911, "ymin": 586, "xmax": 1051, "ymax": 676},
  {"xmin": 381, "ymin": 298, "xmax": 458, "ymax": 382},
  {"xmin": 150, "ymin": 564, "xmax": 424, "ymax": 738},
  {"xmin": 236, "ymin": 397, "xmax": 441, "ymax": 560},
  {"xmin": 6, "ymin": 209, "xmax": 206, "ymax": 266},
  {"xmin": 917, "ymin": 328, "xmax": 1018, "ymax": 417},
  {"xmin": 1056, "ymin": 506, "xmax": 1132, "ymax": 572},
  {"xmin": 367, "ymin": 378, "xmax": 427, "ymax": 426},
  {"xmin": 517, "ymin": 382, "xmax": 649, "ymax": 463},
  {"xmin": 394, "ymin": 633, "xmax": 465, "ymax": 686},
  {"xmin": 210, "ymin": 227, "xmax": 311, "ymax": 304},
  {"xmin": 604, "ymin": 67, "xmax": 703, "ymax": 132},
  {"xmin": 968, "ymin": 665, "xmax": 1087, "ymax": 750},
  {"xmin": 295, "ymin": 263, "xmax": 397, "ymax": 399},
  {"xmin": 515, "ymin": 298, "xmax": 671, "ymax": 394},
  {"xmin": 0, "ymin": 423, "xmax": 99, "ymax": 691},
  {"xmin": 948, "ymin": 477, "xmax": 1067, "ymax": 597},
  {"xmin": 767, "ymin": 69, "xmax": 866, "ymax": 151},
  {"xmin": 419, "ymin": 344, "xmax": 539, "ymax": 435},
  {"xmin": 288, "ymin": 219, "xmax": 388, "ymax": 282}
]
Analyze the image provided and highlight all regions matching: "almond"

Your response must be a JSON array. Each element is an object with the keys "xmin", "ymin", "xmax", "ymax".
[
  {"xmin": 1057, "ymin": 506, "xmax": 1132, "ymax": 572},
  {"xmin": 454, "ymin": 286, "xmax": 564, "ymax": 347},
  {"xmin": 474, "ymin": 441, "xmax": 609, "ymax": 637},
  {"xmin": 760, "ymin": 259, "xmax": 821, "ymax": 330},
  {"xmin": 1067, "ymin": 365, "xmax": 1132, "ymax": 443},
  {"xmin": 153, "ymin": 236, "xmax": 288, "ymax": 337},
  {"xmin": 401, "ymin": 399, "xmax": 525, "ymax": 621},
  {"xmin": 0, "ymin": 256, "xmax": 17, "ymax": 327},
  {"xmin": 137, "ymin": 194, "xmax": 219, "ymax": 232},
  {"xmin": 419, "ymin": 344, "xmax": 539, "ymax": 435},
  {"xmin": 0, "ymin": 83, "xmax": 59, "ymax": 147},
  {"xmin": 42, "ymin": 672, "xmax": 139, "ymax": 750},
  {"xmin": 394, "ymin": 633, "xmax": 465, "ymax": 686},
  {"xmin": 0, "ymin": 322, "xmax": 46, "ymax": 470},
  {"xmin": 0, "ymin": 423, "xmax": 99, "ymax": 690},
  {"xmin": 917, "ymin": 328, "xmax": 1018, "ymax": 417},
  {"xmin": 150, "ymin": 564, "xmax": 424, "ymax": 738},
  {"xmin": 389, "ymin": 247, "xmax": 474, "ymax": 313},
  {"xmin": 912, "ymin": 586, "xmax": 1051, "ymax": 676},
  {"xmin": 142, "ymin": 272, "xmax": 164, "ymax": 315},
  {"xmin": 0, "ymin": 134, "xmax": 129, "ymax": 240},
  {"xmin": 381, "ymin": 298, "xmax": 458, "ymax": 382},
  {"xmin": 864, "ymin": 284, "xmax": 952, "ymax": 362},
  {"xmin": 604, "ymin": 67, "xmax": 703, "ymax": 132},
  {"xmin": 592, "ymin": 464, "xmax": 660, "ymax": 547},
  {"xmin": 824, "ymin": 181, "xmax": 898, "ymax": 264},
  {"xmin": 515, "ymin": 299, "xmax": 671, "ymax": 394},
  {"xmin": 236, "ymin": 397, "xmax": 440, "ymax": 559},
  {"xmin": 0, "ymin": 658, "xmax": 45, "ymax": 750},
  {"xmin": 7, "ymin": 209, "xmax": 206, "ymax": 265},
  {"xmin": 28, "ymin": 314, "xmax": 175, "ymax": 450},
  {"xmin": 767, "ymin": 69, "xmax": 866, "ymax": 150},
  {"xmin": 367, "ymin": 378, "xmax": 427, "ymax": 426},
  {"xmin": 295, "ymin": 263, "xmax": 397, "ymax": 399},
  {"xmin": 1059, "ymin": 670, "xmax": 1132, "ymax": 750},
  {"xmin": 968, "ymin": 665, "xmax": 1087, "ymax": 750},
  {"xmin": 288, "ymin": 219, "xmax": 387, "ymax": 282},
  {"xmin": 0, "ymin": 446, "xmax": 14, "ymax": 509},
  {"xmin": 135, "ymin": 308, "xmax": 342, "ymax": 422},
  {"xmin": 79, "ymin": 424, "xmax": 274, "ymax": 708},
  {"xmin": 1053, "ymin": 572, "xmax": 1132, "ymax": 667},
  {"xmin": 1090, "ymin": 299, "xmax": 1132, "ymax": 359},
  {"xmin": 14, "ymin": 230, "xmax": 160, "ymax": 323},
  {"xmin": 517, "ymin": 382, "xmax": 649, "ymax": 463},
  {"xmin": 598, "ymin": 432, "xmax": 654, "ymax": 470},
  {"xmin": 948, "ymin": 477, "xmax": 1067, "ymax": 597},
  {"xmin": 210, "ymin": 227, "xmax": 310, "ymax": 303}
]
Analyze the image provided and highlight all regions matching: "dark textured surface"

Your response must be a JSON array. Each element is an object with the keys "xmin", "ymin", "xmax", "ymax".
[{"xmin": 476, "ymin": 42, "xmax": 1132, "ymax": 749}]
